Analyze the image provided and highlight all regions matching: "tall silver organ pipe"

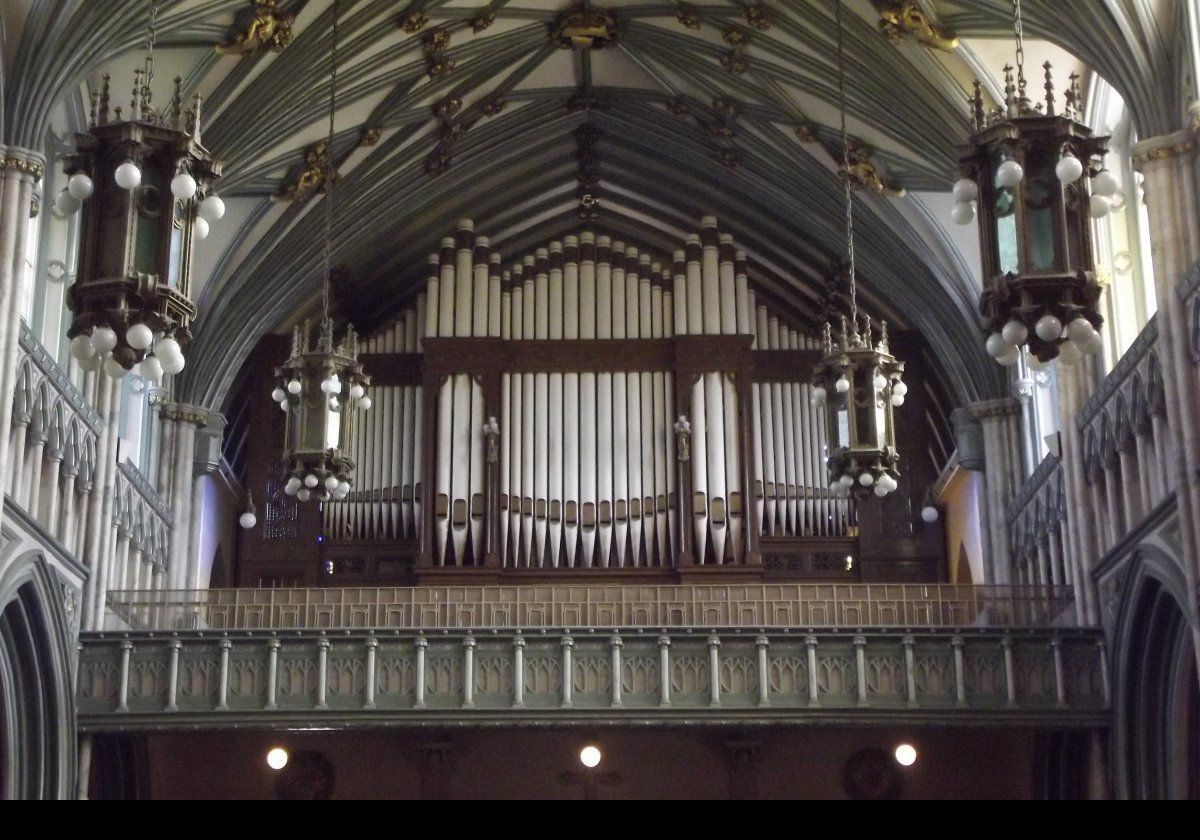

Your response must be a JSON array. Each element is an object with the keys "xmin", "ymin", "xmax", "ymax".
[{"xmin": 331, "ymin": 217, "xmax": 851, "ymax": 564}]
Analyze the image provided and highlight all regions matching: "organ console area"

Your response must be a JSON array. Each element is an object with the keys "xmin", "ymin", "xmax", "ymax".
[{"xmin": 230, "ymin": 217, "xmax": 945, "ymax": 587}]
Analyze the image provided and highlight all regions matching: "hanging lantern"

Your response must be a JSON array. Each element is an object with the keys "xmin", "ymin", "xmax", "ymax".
[
  {"xmin": 60, "ymin": 4, "xmax": 224, "ymax": 376},
  {"xmin": 813, "ymin": 316, "xmax": 904, "ymax": 499},
  {"xmin": 275, "ymin": 319, "xmax": 369, "ymax": 503},
  {"xmin": 953, "ymin": 0, "xmax": 1109, "ymax": 363},
  {"xmin": 813, "ymin": 0, "xmax": 906, "ymax": 501},
  {"xmin": 274, "ymin": 0, "xmax": 367, "ymax": 504}
]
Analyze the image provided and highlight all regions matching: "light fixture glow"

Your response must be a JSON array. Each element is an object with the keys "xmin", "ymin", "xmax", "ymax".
[
  {"xmin": 894, "ymin": 743, "xmax": 917, "ymax": 766},
  {"xmin": 579, "ymin": 745, "xmax": 601, "ymax": 768},
  {"xmin": 266, "ymin": 747, "xmax": 289, "ymax": 770}
]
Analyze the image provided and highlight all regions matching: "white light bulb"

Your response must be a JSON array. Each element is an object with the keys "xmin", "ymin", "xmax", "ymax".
[
  {"xmin": 872, "ymin": 374, "xmax": 887, "ymax": 391},
  {"xmin": 70, "ymin": 334, "xmax": 96, "ymax": 361},
  {"xmin": 336, "ymin": 481, "xmax": 351, "ymax": 497},
  {"xmin": 891, "ymin": 393, "xmax": 905, "ymax": 407},
  {"xmin": 67, "ymin": 172, "xmax": 94, "ymax": 200},
  {"xmin": 297, "ymin": 488, "xmax": 311, "ymax": 502},
  {"xmin": 985, "ymin": 332, "xmax": 1008, "ymax": 358},
  {"xmin": 995, "ymin": 159, "xmax": 1024, "ymax": 189},
  {"xmin": 874, "ymin": 484, "xmax": 888, "ymax": 497},
  {"xmin": 895, "ymin": 744, "xmax": 917, "ymax": 767},
  {"xmin": 160, "ymin": 353, "xmax": 185, "ymax": 375},
  {"xmin": 1091, "ymin": 169, "xmax": 1120, "ymax": 197},
  {"xmin": 198, "ymin": 194, "xmax": 226, "ymax": 222},
  {"xmin": 1089, "ymin": 195, "xmax": 1111, "ymax": 219},
  {"xmin": 304, "ymin": 474, "xmax": 319, "ymax": 488},
  {"xmin": 951, "ymin": 178, "xmax": 978, "ymax": 203},
  {"xmin": 93, "ymin": 325, "xmax": 118, "ymax": 353},
  {"xmin": 287, "ymin": 379, "xmax": 302, "ymax": 395},
  {"xmin": 835, "ymin": 376, "xmax": 850, "ymax": 394},
  {"xmin": 359, "ymin": 396, "xmax": 372, "ymax": 410},
  {"xmin": 1057, "ymin": 340, "xmax": 1083, "ymax": 366},
  {"xmin": 950, "ymin": 202, "xmax": 976, "ymax": 226},
  {"xmin": 170, "ymin": 172, "xmax": 197, "ymax": 201},
  {"xmin": 54, "ymin": 190, "xmax": 81, "ymax": 216},
  {"xmin": 284, "ymin": 477, "xmax": 301, "ymax": 495},
  {"xmin": 349, "ymin": 383, "xmax": 365, "ymax": 400},
  {"xmin": 921, "ymin": 505, "xmax": 939, "ymax": 524},
  {"xmin": 272, "ymin": 387, "xmax": 286, "ymax": 402},
  {"xmin": 266, "ymin": 748, "xmax": 288, "ymax": 770},
  {"xmin": 1080, "ymin": 330, "xmax": 1105, "ymax": 355},
  {"xmin": 239, "ymin": 511, "xmax": 257, "ymax": 530},
  {"xmin": 126, "ymin": 322, "xmax": 154, "ymax": 350},
  {"xmin": 811, "ymin": 385, "xmax": 826, "ymax": 404},
  {"xmin": 279, "ymin": 400, "xmax": 289, "ymax": 412},
  {"xmin": 324, "ymin": 475, "xmax": 339, "ymax": 491},
  {"xmin": 997, "ymin": 346, "xmax": 1020, "ymax": 366},
  {"xmin": 114, "ymin": 160, "xmax": 142, "ymax": 190},
  {"xmin": 892, "ymin": 381, "xmax": 908, "ymax": 398},
  {"xmin": 1001, "ymin": 320, "xmax": 1028, "ymax": 347},
  {"xmin": 193, "ymin": 217, "xmax": 210, "ymax": 241},
  {"xmin": 1109, "ymin": 191, "xmax": 1126, "ymax": 211},
  {"xmin": 580, "ymin": 745, "xmax": 601, "ymax": 768},
  {"xmin": 321, "ymin": 377, "xmax": 336, "ymax": 394},
  {"xmin": 859, "ymin": 472, "xmax": 874, "ymax": 487},
  {"xmin": 1066, "ymin": 317, "xmax": 1095, "ymax": 343},
  {"xmin": 839, "ymin": 474, "xmax": 854, "ymax": 489},
  {"xmin": 1034, "ymin": 314, "xmax": 1063, "ymax": 342},
  {"xmin": 140, "ymin": 355, "xmax": 163, "ymax": 382},
  {"xmin": 1055, "ymin": 152, "xmax": 1083, "ymax": 184},
  {"xmin": 156, "ymin": 336, "xmax": 182, "ymax": 361},
  {"xmin": 103, "ymin": 356, "xmax": 127, "ymax": 379}
]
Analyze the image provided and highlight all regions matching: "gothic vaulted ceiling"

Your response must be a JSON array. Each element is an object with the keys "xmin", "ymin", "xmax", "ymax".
[{"xmin": 0, "ymin": 0, "xmax": 1188, "ymax": 411}]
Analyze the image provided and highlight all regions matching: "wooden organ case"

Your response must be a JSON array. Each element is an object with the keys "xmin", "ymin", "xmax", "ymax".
[{"xmin": 236, "ymin": 217, "xmax": 945, "ymax": 586}]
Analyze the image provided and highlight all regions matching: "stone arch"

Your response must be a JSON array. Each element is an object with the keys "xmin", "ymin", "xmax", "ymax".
[
  {"xmin": 1111, "ymin": 546, "xmax": 1200, "ymax": 799},
  {"xmin": 0, "ymin": 550, "xmax": 78, "ymax": 799}
]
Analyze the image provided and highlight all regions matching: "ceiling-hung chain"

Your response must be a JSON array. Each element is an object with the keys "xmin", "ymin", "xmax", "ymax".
[
  {"xmin": 834, "ymin": 0, "xmax": 856, "ymax": 327},
  {"xmin": 322, "ymin": 0, "xmax": 342, "ymax": 325}
]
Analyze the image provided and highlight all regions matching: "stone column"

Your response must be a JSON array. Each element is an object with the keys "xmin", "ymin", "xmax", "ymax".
[
  {"xmin": 967, "ymin": 398, "xmax": 1023, "ymax": 584},
  {"xmin": 0, "ymin": 148, "xmax": 44, "ymax": 529},
  {"xmin": 83, "ymin": 378, "xmax": 121, "ymax": 631},
  {"xmin": 1133, "ymin": 126, "xmax": 1200, "ymax": 666}
]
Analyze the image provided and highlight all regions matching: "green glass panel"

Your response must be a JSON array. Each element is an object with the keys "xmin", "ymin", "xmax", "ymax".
[{"xmin": 994, "ymin": 189, "xmax": 1018, "ymax": 274}]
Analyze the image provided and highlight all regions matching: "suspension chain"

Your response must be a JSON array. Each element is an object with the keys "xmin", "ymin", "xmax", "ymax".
[
  {"xmin": 835, "ymin": 0, "xmax": 857, "ymax": 328},
  {"xmin": 322, "ymin": 0, "xmax": 341, "ymax": 324},
  {"xmin": 1012, "ymin": 0, "xmax": 1026, "ymax": 97},
  {"xmin": 142, "ymin": 0, "xmax": 159, "ymax": 105}
]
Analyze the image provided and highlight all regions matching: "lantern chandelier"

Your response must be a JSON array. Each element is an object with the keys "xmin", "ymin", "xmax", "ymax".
[
  {"xmin": 951, "ymin": 0, "xmax": 1111, "ymax": 366},
  {"xmin": 62, "ymin": 0, "xmax": 225, "ymax": 380},
  {"xmin": 811, "ymin": 0, "xmax": 906, "ymax": 501},
  {"xmin": 273, "ymin": 0, "xmax": 370, "ymax": 504}
]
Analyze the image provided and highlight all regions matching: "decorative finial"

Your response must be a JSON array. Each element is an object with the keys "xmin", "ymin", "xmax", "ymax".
[
  {"xmin": 171, "ymin": 76, "xmax": 184, "ymax": 129},
  {"xmin": 1042, "ymin": 61, "xmax": 1055, "ymax": 116},
  {"xmin": 99, "ymin": 74, "xmax": 112, "ymax": 125},
  {"xmin": 1002, "ymin": 64, "xmax": 1015, "ymax": 116}
]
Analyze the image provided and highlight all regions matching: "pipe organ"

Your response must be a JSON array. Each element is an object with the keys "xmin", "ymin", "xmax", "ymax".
[{"xmin": 325, "ymin": 217, "xmax": 856, "ymax": 576}]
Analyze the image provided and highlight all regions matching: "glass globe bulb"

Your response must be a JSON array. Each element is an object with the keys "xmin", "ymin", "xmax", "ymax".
[
  {"xmin": 140, "ymin": 355, "xmax": 163, "ymax": 383},
  {"xmin": 985, "ymin": 333, "xmax": 1008, "ymax": 358},
  {"xmin": 324, "ymin": 475, "xmax": 339, "ymax": 491},
  {"xmin": 297, "ymin": 488, "xmax": 311, "ymax": 502},
  {"xmin": 995, "ymin": 159, "xmax": 1024, "ymax": 189},
  {"xmin": 997, "ymin": 346, "xmax": 1020, "ymax": 366},
  {"xmin": 126, "ymin": 322, "xmax": 154, "ymax": 350},
  {"xmin": 359, "ymin": 396, "xmax": 373, "ymax": 410},
  {"xmin": 336, "ymin": 481, "xmax": 351, "ymax": 497},
  {"xmin": 872, "ymin": 373, "xmax": 887, "ymax": 391},
  {"xmin": 272, "ymin": 387, "xmax": 286, "ymax": 402},
  {"xmin": 54, "ymin": 190, "xmax": 82, "ymax": 216},
  {"xmin": 921, "ymin": 505, "xmax": 939, "ymax": 524},
  {"xmin": 874, "ymin": 484, "xmax": 888, "ymax": 497},
  {"xmin": 266, "ymin": 748, "xmax": 288, "ymax": 770},
  {"xmin": 79, "ymin": 353, "xmax": 102, "ymax": 373},
  {"xmin": 93, "ymin": 326, "xmax": 118, "ymax": 354},
  {"xmin": 1054, "ymin": 152, "xmax": 1083, "ymax": 184},
  {"xmin": 239, "ymin": 511, "xmax": 257, "ymax": 530},
  {"xmin": 580, "ymin": 745, "xmax": 601, "ymax": 768},
  {"xmin": 349, "ymin": 383, "xmax": 365, "ymax": 400},
  {"xmin": 834, "ymin": 376, "xmax": 850, "ymax": 394},
  {"xmin": 1091, "ymin": 169, "xmax": 1120, "ymax": 197},
  {"xmin": 1089, "ymin": 195, "xmax": 1111, "ymax": 219},
  {"xmin": 170, "ymin": 172, "xmax": 198, "ymax": 200},
  {"xmin": 1080, "ymin": 330, "xmax": 1105, "ymax": 355},
  {"xmin": 103, "ymin": 356, "xmax": 127, "ymax": 379},
  {"xmin": 892, "ymin": 381, "xmax": 908, "ymax": 398},
  {"xmin": 156, "ymin": 336, "xmax": 182, "ymax": 361},
  {"xmin": 895, "ymin": 744, "xmax": 917, "ymax": 767},
  {"xmin": 160, "ymin": 353, "xmax": 185, "ymax": 375},
  {"xmin": 284, "ymin": 477, "xmax": 301, "ymax": 495},
  {"xmin": 1066, "ymin": 317, "xmax": 1095, "ymax": 343},
  {"xmin": 287, "ymin": 379, "xmax": 302, "ymax": 395},
  {"xmin": 193, "ymin": 217, "xmax": 210, "ymax": 241},
  {"xmin": 114, "ymin": 160, "xmax": 142, "ymax": 190},
  {"xmin": 1057, "ymin": 340, "xmax": 1083, "ymax": 366},
  {"xmin": 321, "ymin": 377, "xmax": 336, "ymax": 394},
  {"xmin": 198, "ymin": 194, "xmax": 226, "ymax": 222},
  {"xmin": 304, "ymin": 474, "xmax": 319, "ymax": 488},
  {"xmin": 950, "ymin": 202, "xmax": 975, "ymax": 226},
  {"xmin": 839, "ymin": 474, "xmax": 854, "ymax": 489},
  {"xmin": 891, "ymin": 393, "xmax": 905, "ymax": 406},
  {"xmin": 70, "ymin": 334, "xmax": 96, "ymax": 361},
  {"xmin": 1034, "ymin": 314, "xmax": 1063, "ymax": 342},
  {"xmin": 951, "ymin": 178, "xmax": 977, "ymax": 203},
  {"xmin": 859, "ymin": 472, "xmax": 874, "ymax": 486},
  {"xmin": 67, "ymin": 172, "xmax": 94, "ymax": 200},
  {"xmin": 1001, "ymin": 320, "xmax": 1028, "ymax": 347}
]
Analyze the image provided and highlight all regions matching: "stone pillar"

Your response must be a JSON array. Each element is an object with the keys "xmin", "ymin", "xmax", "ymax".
[
  {"xmin": 965, "ymin": 398, "xmax": 1023, "ymax": 584},
  {"xmin": 155, "ymin": 402, "xmax": 207, "ymax": 593},
  {"xmin": 188, "ymin": 410, "xmax": 225, "ymax": 592},
  {"xmin": 1133, "ymin": 125, "xmax": 1200, "ymax": 669},
  {"xmin": 0, "ymin": 148, "xmax": 44, "ymax": 528},
  {"xmin": 82, "ymin": 378, "xmax": 120, "ymax": 630}
]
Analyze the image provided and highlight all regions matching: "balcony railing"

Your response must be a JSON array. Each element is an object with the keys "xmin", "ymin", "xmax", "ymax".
[
  {"xmin": 113, "ymin": 459, "xmax": 171, "ymax": 574},
  {"xmin": 1008, "ymin": 454, "xmax": 1070, "ymax": 589},
  {"xmin": 103, "ymin": 583, "xmax": 1079, "ymax": 632}
]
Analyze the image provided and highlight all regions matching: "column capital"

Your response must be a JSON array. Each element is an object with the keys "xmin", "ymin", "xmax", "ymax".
[
  {"xmin": 0, "ymin": 146, "xmax": 46, "ymax": 179},
  {"xmin": 1131, "ymin": 128, "xmax": 1198, "ymax": 171},
  {"xmin": 968, "ymin": 397, "xmax": 1022, "ymax": 421}
]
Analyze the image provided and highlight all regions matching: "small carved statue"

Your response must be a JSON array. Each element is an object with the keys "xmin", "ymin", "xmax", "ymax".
[
  {"xmin": 281, "ymin": 141, "xmax": 331, "ymax": 202},
  {"xmin": 878, "ymin": 1, "xmax": 958, "ymax": 51},
  {"xmin": 839, "ymin": 141, "xmax": 906, "ymax": 197},
  {"xmin": 673, "ymin": 415, "xmax": 692, "ymax": 463},
  {"xmin": 216, "ymin": 0, "xmax": 295, "ymax": 56}
]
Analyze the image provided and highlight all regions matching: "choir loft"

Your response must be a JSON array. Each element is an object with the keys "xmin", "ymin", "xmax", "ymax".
[{"xmin": 1, "ymin": 0, "xmax": 1198, "ymax": 800}]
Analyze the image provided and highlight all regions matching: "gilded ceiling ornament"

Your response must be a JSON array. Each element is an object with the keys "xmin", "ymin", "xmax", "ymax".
[
  {"xmin": 878, "ymin": 1, "xmax": 958, "ymax": 51},
  {"xmin": 552, "ymin": 5, "xmax": 619, "ymax": 50},
  {"xmin": 720, "ymin": 49, "xmax": 747, "ymax": 75},
  {"xmin": 423, "ymin": 28, "xmax": 451, "ymax": 54},
  {"xmin": 566, "ymin": 91, "xmax": 612, "ymax": 112},
  {"xmin": 742, "ymin": 3, "xmax": 771, "ymax": 32},
  {"xmin": 399, "ymin": 9, "xmax": 429, "ymax": 33},
  {"xmin": 716, "ymin": 147, "xmax": 741, "ymax": 168},
  {"xmin": 471, "ymin": 10, "xmax": 496, "ymax": 33},
  {"xmin": 434, "ymin": 97, "xmax": 462, "ymax": 119},
  {"xmin": 0, "ymin": 155, "xmax": 44, "ymax": 179},
  {"xmin": 838, "ymin": 140, "xmax": 906, "ymax": 197},
  {"xmin": 793, "ymin": 122, "xmax": 817, "ymax": 142},
  {"xmin": 281, "ymin": 141, "xmax": 332, "ymax": 202},
  {"xmin": 482, "ymin": 97, "xmax": 507, "ymax": 116},
  {"xmin": 426, "ymin": 144, "xmax": 452, "ymax": 174},
  {"xmin": 216, "ymin": 0, "xmax": 295, "ymax": 56},
  {"xmin": 667, "ymin": 98, "xmax": 691, "ymax": 115},
  {"xmin": 426, "ymin": 54, "xmax": 456, "ymax": 78},
  {"xmin": 675, "ymin": 3, "xmax": 701, "ymax": 29},
  {"xmin": 441, "ymin": 122, "xmax": 468, "ymax": 143},
  {"xmin": 578, "ymin": 193, "xmax": 600, "ymax": 221},
  {"xmin": 359, "ymin": 127, "xmax": 382, "ymax": 147},
  {"xmin": 723, "ymin": 27, "xmax": 749, "ymax": 47}
]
